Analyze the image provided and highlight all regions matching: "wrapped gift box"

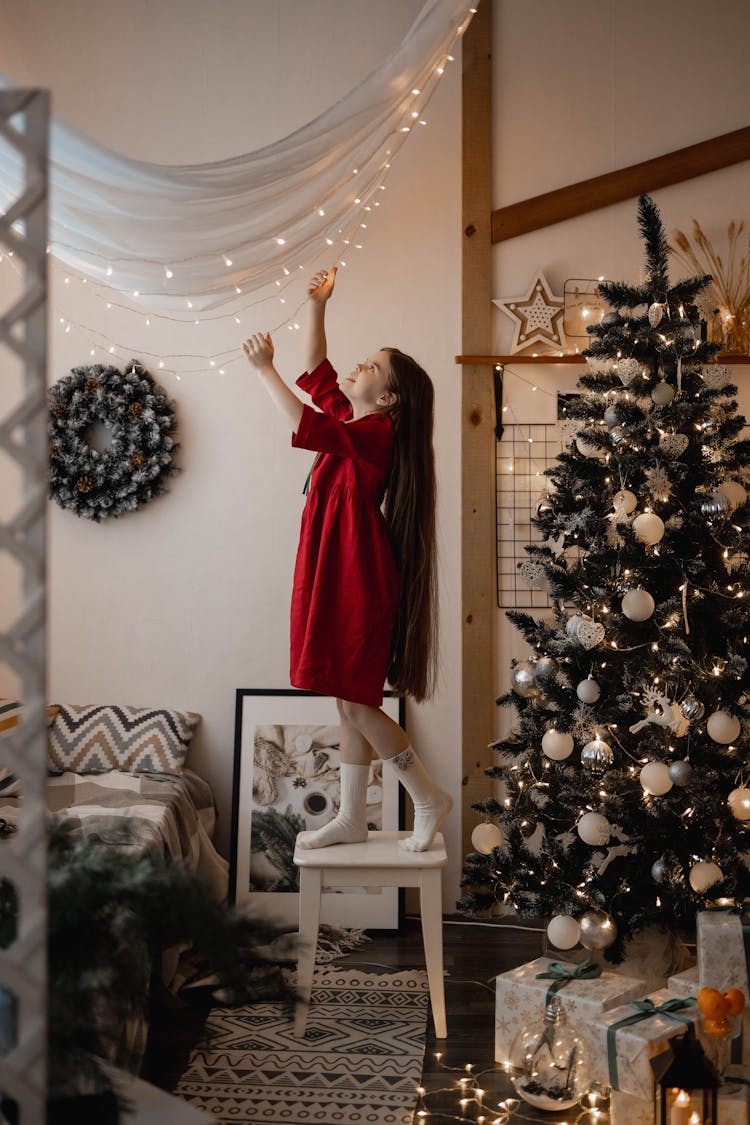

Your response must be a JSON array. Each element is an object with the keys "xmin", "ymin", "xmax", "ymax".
[
  {"xmin": 592, "ymin": 989, "xmax": 700, "ymax": 1098},
  {"xmin": 697, "ymin": 911, "xmax": 749, "ymax": 1001},
  {"xmin": 610, "ymin": 1089, "xmax": 654, "ymax": 1125},
  {"xmin": 494, "ymin": 955, "xmax": 646, "ymax": 1068},
  {"xmin": 718, "ymin": 1064, "xmax": 750, "ymax": 1125},
  {"xmin": 667, "ymin": 964, "xmax": 699, "ymax": 999}
]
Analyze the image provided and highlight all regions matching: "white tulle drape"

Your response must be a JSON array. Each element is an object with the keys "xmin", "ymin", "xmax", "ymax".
[{"xmin": 0, "ymin": 0, "xmax": 474, "ymax": 313}]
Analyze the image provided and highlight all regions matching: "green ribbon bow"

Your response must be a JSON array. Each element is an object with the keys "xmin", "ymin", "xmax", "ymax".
[
  {"xmin": 535, "ymin": 959, "xmax": 603, "ymax": 1006},
  {"xmin": 606, "ymin": 997, "xmax": 696, "ymax": 1091}
]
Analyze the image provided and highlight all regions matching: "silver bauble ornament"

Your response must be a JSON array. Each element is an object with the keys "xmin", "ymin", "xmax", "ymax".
[
  {"xmin": 534, "ymin": 656, "xmax": 559, "ymax": 685},
  {"xmin": 609, "ymin": 424, "xmax": 627, "ymax": 445},
  {"xmin": 580, "ymin": 737, "xmax": 614, "ymax": 772},
  {"xmin": 471, "ymin": 822, "xmax": 505, "ymax": 853},
  {"xmin": 603, "ymin": 405, "xmax": 620, "ymax": 428},
  {"xmin": 511, "ymin": 661, "xmax": 538, "ymax": 698},
  {"xmin": 576, "ymin": 677, "xmax": 601, "ymax": 704},
  {"xmin": 579, "ymin": 909, "xmax": 617, "ymax": 951},
  {"xmin": 681, "ymin": 696, "xmax": 705, "ymax": 722},
  {"xmin": 700, "ymin": 491, "xmax": 731, "ymax": 516},
  {"xmin": 668, "ymin": 760, "xmax": 693, "ymax": 787},
  {"xmin": 566, "ymin": 614, "xmax": 587, "ymax": 637},
  {"xmin": 651, "ymin": 858, "xmax": 668, "ymax": 883},
  {"xmin": 651, "ymin": 380, "xmax": 675, "ymax": 405}
]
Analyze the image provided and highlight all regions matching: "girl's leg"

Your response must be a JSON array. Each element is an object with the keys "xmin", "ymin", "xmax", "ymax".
[
  {"xmin": 340, "ymin": 701, "xmax": 452, "ymax": 853},
  {"xmin": 296, "ymin": 700, "xmax": 375, "ymax": 849}
]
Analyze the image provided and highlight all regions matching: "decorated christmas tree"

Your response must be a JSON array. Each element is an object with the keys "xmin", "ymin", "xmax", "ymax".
[{"xmin": 460, "ymin": 195, "xmax": 750, "ymax": 962}]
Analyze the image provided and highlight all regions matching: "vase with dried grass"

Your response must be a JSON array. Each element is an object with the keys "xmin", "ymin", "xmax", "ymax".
[{"xmin": 670, "ymin": 219, "xmax": 750, "ymax": 355}]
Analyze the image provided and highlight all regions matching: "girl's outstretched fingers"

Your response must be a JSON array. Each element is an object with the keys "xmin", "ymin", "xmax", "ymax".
[{"xmin": 307, "ymin": 266, "xmax": 337, "ymax": 303}]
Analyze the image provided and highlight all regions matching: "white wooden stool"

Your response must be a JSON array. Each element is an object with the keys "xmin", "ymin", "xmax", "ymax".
[{"xmin": 293, "ymin": 829, "xmax": 448, "ymax": 1039}]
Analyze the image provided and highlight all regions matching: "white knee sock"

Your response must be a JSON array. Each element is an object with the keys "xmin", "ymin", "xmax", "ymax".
[
  {"xmin": 296, "ymin": 762, "xmax": 370, "ymax": 849},
  {"xmin": 385, "ymin": 745, "xmax": 452, "ymax": 852}
]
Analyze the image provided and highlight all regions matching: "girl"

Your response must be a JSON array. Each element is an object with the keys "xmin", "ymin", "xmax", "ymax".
[{"xmin": 242, "ymin": 267, "xmax": 451, "ymax": 852}]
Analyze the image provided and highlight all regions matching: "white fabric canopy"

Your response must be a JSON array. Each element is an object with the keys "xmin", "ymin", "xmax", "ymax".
[{"xmin": 0, "ymin": 0, "xmax": 474, "ymax": 313}]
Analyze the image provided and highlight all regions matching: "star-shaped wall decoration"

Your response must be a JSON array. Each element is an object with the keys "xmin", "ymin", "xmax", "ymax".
[{"xmin": 494, "ymin": 271, "xmax": 566, "ymax": 355}]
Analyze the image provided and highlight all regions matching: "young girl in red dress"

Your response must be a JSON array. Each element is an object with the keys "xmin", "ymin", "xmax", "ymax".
[{"xmin": 243, "ymin": 266, "xmax": 451, "ymax": 852}]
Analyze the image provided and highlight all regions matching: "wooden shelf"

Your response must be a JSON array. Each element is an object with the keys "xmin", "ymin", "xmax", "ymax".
[{"xmin": 455, "ymin": 353, "xmax": 750, "ymax": 366}]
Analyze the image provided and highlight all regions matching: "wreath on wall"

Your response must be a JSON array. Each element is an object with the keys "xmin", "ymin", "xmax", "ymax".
[{"xmin": 48, "ymin": 361, "xmax": 179, "ymax": 521}]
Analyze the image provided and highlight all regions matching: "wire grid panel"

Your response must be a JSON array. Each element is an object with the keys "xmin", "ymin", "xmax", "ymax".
[
  {"xmin": 0, "ymin": 88, "xmax": 49, "ymax": 1122},
  {"xmin": 496, "ymin": 421, "xmax": 562, "ymax": 608}
]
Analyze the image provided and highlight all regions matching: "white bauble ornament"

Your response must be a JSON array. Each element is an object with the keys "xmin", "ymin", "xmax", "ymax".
[
  {"xmin": 576, "ymin": 677, "xmax": 601, "ymax": 703},
  {"xmin": 617, "ymin": 357, "xmax": 641, "ymax": 386},
  {"xmin": 728, "ymin": 787, "xmax": 750, "ymax": 822},
  {"xmin": 621, "ymin": 588, "xmax": 655, "ymax": 621},
  {"xmin": 471, "ymin": 822, "xmax": 505, "ymax": 853},
  {"xmin": 566, "ymin": 614, "xmax": 588, "ymax": 637},
  {"xmin": 541, "ymin": 729, "xmax": 574, "ymax": 761},
  {"xmin": 633, "ymin": 512, "xmax": 665, "ymax": 545},
  {"xmin": 576, "ymin": 433, "xmax": 604, "ymax": 459},
  {"xmin": 613, "ymin": 489, "xmax": 638, "ymax": 514},
  {"xmin": 577, "ymin": 619, "xmax": 606, "ymax": 649},
  {"xmin": 717, "ymin": 480, "xmax": 748, "ymax": 509},
  {"xmin": 689, "ymin": 860, "xmax": 723, "ymax": 893},
  {"xmin": 547, "ymin": 915, "xmax": 581, "ymax": 950},
  {"xmin": 651, "ymin": 380, "xmax": 675, "ymax": 405},
  {"xmin": 577, "ymin": 811, "xmax": 611, "ymax": 845},
  {"xmin": 706, "ymin": 710, "xmax": 741, "ymax": 744},
  {"xmin": 579, "ymin": 909, "xmax": 617, "ymax": 951},
  {"xmin": 639, "ymin": 761, "xmax": 673, "ymax": 796}
]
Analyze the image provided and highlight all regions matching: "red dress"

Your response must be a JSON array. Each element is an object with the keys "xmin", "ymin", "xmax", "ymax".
[{"xmin": 290, "ymin": 358, "xmax": 399, "ymax": 706}]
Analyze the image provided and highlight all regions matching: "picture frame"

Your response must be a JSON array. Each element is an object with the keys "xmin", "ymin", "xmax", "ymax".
[{"xmin": 229, "ymin": 688, "xmax": 405, "ymax": 929}]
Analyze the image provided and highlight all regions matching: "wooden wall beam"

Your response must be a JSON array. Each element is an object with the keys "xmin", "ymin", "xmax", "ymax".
[
  {"xmin": 461, "ymin": 0, "xmax": 495, "ymax": 861},
  {"xmin": 492, "ymin": 125, "xmax": 750, "ymax": 243}
]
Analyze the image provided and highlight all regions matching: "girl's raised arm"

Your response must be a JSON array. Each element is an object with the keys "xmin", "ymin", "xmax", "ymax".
[
  {"xmin": 243, "ymin": 332, "xmax": 303, "ymax": 432},
  {"xmin": 306, "ymin": 266, "xmax": 337, "ymax": 372}
]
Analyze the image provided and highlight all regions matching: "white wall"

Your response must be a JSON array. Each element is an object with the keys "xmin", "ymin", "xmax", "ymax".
[
  {"xmin": 492, "ymin": 0, "xmax": 750, "ymax": 734},
  {"xmin": 0, "ymin": 1, "xmax": 464, "ymax": 894}
]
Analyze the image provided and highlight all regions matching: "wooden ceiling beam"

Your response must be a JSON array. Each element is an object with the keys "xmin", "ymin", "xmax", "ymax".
[{"xmin": 492, "ymin": 125, "xmax": 750, "ymax": 243}]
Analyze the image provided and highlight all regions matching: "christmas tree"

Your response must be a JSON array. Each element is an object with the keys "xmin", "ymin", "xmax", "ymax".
[{"xmin": 460, "ymin": 195, "xmax": 750, "ymax": 961}]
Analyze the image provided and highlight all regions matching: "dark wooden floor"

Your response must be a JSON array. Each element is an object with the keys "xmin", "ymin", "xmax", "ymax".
[{"xmin": 144, "ymin": 915, "xmax": 608, "ymax": 1123}]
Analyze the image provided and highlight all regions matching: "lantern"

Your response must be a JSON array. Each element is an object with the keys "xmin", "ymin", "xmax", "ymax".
[{"xmin": 653, "ymin": 1026, "xmax": 719, "ymax": 1125}]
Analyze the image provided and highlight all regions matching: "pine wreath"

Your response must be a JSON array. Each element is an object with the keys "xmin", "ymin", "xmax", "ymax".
[{"xmin": 48, "ymin": 361, "xmax": 179, "ymax": 521}]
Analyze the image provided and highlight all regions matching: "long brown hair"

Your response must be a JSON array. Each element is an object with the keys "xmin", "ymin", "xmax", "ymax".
[{"xmin": 381, "ymin": 348, "xmax": 438, "ymax": 702}]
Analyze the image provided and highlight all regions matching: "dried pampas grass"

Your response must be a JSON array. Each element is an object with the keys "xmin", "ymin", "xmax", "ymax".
[{"xmin": 670, "ymin": 219, "xmax": 750, "ymax": 354}]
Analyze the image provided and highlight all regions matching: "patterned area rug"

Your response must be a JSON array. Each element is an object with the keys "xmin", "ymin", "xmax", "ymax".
[{"xmin": 174, "ymin": 966, "xmax": 429, "ymax": 1124}]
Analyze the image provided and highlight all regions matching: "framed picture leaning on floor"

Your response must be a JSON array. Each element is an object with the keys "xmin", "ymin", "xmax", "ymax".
[{"xmin": 229, "ymin": 688, "xmax": 404, "ymax": 928}]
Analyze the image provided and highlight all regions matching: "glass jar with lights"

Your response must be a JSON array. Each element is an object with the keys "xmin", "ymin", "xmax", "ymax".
[{"xmin": 508, "ymin": 995, "xmax": 590, "ymax": 1111}]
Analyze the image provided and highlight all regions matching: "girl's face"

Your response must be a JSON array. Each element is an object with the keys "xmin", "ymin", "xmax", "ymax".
[{"xmin": 340, "ymin": 350, "xmax": 394, "ymax": 411}]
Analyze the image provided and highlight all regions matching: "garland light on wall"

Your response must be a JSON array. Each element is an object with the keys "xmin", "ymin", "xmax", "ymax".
[{"xmin": 0, "ymin": 0, "xmax": 476, "ymax": 318}]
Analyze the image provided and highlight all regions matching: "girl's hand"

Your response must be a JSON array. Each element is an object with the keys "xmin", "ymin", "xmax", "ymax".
[
  {"xmin": 243, "ymin": 332, "xmax": 275, "ymax": 370},
  {"xmin": 307, "ymin": 266, "xmax": 337, "ymax": 304}
]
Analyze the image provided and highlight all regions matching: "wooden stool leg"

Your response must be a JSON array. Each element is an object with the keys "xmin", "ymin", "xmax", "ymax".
[
  {"xmin": 420, "ymin": 868, "xmax": 447, "ymax": 1039},
  {"xmin": 294, "ymin": 867, "xmax": 322, "ymax": 1037}
]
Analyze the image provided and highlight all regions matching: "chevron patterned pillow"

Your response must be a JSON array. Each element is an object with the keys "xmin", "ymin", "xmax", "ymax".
[{"xmin": 48, "ymin": 704, "xmax": 201, "ymax": 775}]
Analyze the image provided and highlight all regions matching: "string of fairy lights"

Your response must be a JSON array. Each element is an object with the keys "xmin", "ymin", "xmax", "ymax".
[{"xmin": 0, "ymin": 7, "xmax": 477, "ymax": 380}]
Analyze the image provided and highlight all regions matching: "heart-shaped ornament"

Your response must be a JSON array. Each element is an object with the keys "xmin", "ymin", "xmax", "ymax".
[
  {"xmin": 617, "ymin": 357, "xmax": 641, "ymax": 385},
  {"xmin": 659, "ymin": 432, "xmax": 689, "ymax": 459},
  {"xmin": 701, "ymin": 364, "xmax": 731, "ymax": 389},
  {"xmin": 577, "ymin": 619, "xmax": 605, "ymax": 650},
  {"xmin": 519, "ymin": 559, "xmax": 547, "ymax": 590}
]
